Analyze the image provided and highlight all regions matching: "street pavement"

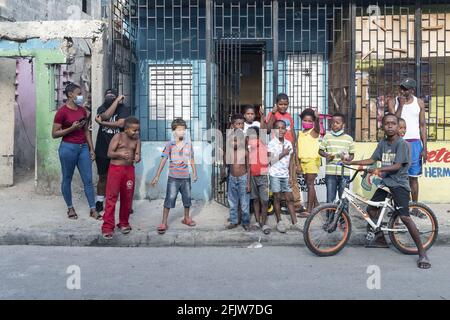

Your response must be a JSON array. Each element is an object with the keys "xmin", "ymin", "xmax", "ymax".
[{"xmin": 0, "ymin": 245, "xmax": 449, "ymax": 300}]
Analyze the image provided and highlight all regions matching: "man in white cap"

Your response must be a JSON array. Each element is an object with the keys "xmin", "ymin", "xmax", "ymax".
[{"xmin": 388, "ymin": 78, "xmax": 427, "ymax": 204}]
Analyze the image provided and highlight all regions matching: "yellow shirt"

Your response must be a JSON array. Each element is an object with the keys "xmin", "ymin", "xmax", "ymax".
[{"xmin": 297, "ymin": 129, "xmax": 320, "ymax": 161}]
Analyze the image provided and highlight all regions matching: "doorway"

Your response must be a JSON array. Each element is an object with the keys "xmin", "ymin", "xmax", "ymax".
[{"xmin": 213, "ymin": 40, "xmax": 265, "ymax": 207}]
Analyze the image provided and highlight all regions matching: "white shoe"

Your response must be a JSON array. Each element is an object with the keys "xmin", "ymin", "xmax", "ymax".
[
  {"xmin": 276, "ymin": 221, "xmax": 287, "ymax": 233},
  {"xmin": 292, "ymin": 222, "xmax": 303, "ymax": 232}
]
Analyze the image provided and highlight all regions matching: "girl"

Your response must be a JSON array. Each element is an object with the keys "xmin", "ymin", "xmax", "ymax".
[
  {"xmin": 297, "ymin": 108, "xmax": 321, "ymax": 215},
  {"xmin": 52, "ymin": 83, "xmax": 102, "ymax": 220}
]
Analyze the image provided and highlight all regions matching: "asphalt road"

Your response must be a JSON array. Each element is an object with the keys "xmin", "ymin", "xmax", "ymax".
[{"xmin": 0, "ymin": 245, "xmax": 449, "ymax": 300}]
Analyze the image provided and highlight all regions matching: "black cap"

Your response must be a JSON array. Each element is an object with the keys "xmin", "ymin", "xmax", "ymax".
[
  {"xmin": 400, "ymin": 78, "xmax": 416, "ymax": 90},
  {"xmin": 104, "ymin": 88, "xmax": 118, "ymax": 96}
]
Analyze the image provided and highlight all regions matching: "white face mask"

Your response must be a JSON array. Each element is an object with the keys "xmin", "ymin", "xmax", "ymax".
[{"xmin": 74, "ymin": 95, "xmax": 84, "ymax": 106}]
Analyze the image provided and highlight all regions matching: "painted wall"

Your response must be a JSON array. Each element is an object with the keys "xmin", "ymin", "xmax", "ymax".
[
  {"xmin": 0, "ymin": 38, "xmax": 67, "ymax": 193},
  {"xmin": 134, "ymin": 141, "xmax": 213, "ymax": 201},
  {"xmin": 353, "ymin": 142, "xmax": 450, "ymax": 204},
  {"xmin": 14, "ymin": 58, "xmax": 36, "ymax": 171}
]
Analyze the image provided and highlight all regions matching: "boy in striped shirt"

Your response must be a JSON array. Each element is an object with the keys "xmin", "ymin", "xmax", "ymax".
[
  {"xmin": 319, "ymin": 113, "xmax": 355, "ymax": 204},
  {"xmin": 151, "ymin": 119, "xmax": 198, "ymax": 234}
]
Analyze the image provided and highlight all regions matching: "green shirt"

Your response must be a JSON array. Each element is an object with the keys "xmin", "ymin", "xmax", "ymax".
[{"xmin": 319, "ymin": 133, "xmax": 355, "ymax": 176}]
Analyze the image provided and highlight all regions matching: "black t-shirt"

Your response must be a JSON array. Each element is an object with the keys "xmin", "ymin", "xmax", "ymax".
[{"xmin": 94, "ymin": 103, "xmax": 130, "ymax": 158}]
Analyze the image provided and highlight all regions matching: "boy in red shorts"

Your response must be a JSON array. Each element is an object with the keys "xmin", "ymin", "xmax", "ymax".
[{"xmin": 101, "ymin": 116, "xmax": 141, "ymax": 239}]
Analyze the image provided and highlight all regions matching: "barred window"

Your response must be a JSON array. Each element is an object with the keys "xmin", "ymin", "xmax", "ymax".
[{"xmin": 149, "ymin": 64, "xmax": 192, "ymax": 121}]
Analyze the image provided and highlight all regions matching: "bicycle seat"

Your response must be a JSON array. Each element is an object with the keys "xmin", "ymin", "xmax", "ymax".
[{"xmin": 378, "ymin": 185, "xmax": 392, "ymax": 194}]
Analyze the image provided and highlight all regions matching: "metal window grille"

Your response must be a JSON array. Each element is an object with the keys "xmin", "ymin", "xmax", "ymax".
[{"xmin": 149, "ymin": 64, "xmax": 192, "ymax": 121}]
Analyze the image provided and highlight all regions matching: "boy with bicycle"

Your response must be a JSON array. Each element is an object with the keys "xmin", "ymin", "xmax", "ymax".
[{"xmin": 343, "ymin": 113, "xmax": 431, "ymax": 269}]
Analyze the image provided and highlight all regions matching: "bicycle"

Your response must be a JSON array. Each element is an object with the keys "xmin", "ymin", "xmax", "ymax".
[{"xmin": 303, "ymin": 163, "xmax": 438, "ymax": 257}]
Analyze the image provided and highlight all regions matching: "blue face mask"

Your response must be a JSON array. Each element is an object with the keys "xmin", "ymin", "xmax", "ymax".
[
  {"xmin": 74, "ymin": 95, "xmax": 84, "ymax": 106},
  {"xmin": 331, "ymin": 129, "xmax": 344, "ymax": 137}
]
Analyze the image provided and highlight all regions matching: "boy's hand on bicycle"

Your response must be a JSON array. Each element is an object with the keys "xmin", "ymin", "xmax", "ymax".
[
  {"xmin": 367, "ymin": 167, "xmax": 380, "ymax": 176},
  {"xmin": 325, "ymin": 153, "xmax": 335, "ymax": 162}
]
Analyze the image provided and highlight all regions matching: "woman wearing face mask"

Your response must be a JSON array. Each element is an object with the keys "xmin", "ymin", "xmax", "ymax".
[
  {"xmin": 297, "ymin": 108, "xmax": 321, "ymax": 215},
  {"xmin": 52, "ymin": 83, "xmax": 102, "ymax": 220}
]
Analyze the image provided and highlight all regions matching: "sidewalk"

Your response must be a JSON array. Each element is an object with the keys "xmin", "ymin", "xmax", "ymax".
[{"xmin": 1, "ymin": 176, "xmax": 449, "ymax": 248}]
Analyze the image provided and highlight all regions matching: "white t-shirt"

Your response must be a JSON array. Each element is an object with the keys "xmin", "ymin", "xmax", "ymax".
[
  {"xmin": 267, "ymin": 138, "xmax": 293, "ymax": 178},
  {"xmin": 244, "ymin": 121, "xmax": 261, "ymax": 135}
]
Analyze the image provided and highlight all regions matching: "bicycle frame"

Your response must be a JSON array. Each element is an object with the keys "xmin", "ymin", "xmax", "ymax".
[{"xmin": 336, "ymin": 164, "xmax": 408, "ymax": 233}]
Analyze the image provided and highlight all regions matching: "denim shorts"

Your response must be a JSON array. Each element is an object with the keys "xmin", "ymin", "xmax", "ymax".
[
  {"xmin": 269, "ymin": 176, "xmax": 292, "ymax": 193},
  {"xmin": 164, "ymin": 176, "xmax": 192, "ymax": 209},
  {"xmin": 251, "ymin": 175, "xmax": 269, "ymax": 202}
]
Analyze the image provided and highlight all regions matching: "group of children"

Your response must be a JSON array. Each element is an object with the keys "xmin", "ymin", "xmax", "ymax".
[
  {"xmin": 221, "ymin": 93, "xmax": 356, "ymax": 234},
  {"xmin": 101, "ymin": 93, "xmax": 356, "ymax": 238}
]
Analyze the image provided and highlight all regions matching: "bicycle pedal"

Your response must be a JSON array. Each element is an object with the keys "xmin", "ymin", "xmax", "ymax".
[{"xmin": 366, "ymin": 232, "xmax": 375, "ymax": 241}]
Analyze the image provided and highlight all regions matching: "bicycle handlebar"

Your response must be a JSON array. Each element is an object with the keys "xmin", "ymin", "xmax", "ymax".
[{"xmin": 336, "ymin": 162, "xmax": 370, "ymax": 184}]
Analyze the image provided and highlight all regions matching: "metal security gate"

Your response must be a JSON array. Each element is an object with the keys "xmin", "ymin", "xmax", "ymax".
[
  {"xmin": 213, "ymin": 37, "xmax": 241, "ymax": 207},
  {"xmin": 111, "ymin": 0, "xmax": 137, "ymax": 113}
]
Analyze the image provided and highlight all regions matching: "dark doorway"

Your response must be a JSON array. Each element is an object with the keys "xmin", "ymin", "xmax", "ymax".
[{"xmin": 213, "ymin": 40, "xmax": 265, "ymax": 207}]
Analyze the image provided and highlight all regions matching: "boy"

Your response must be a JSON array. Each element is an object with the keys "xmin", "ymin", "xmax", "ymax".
[
  {"xmin": 247, "ymin": 126, "xmax": 271, "ymax": 234},
  {"xmin": 268, "ymin": 120, "xmax": 302, "ymax": 233},
  {"xmin": 319, "ymin": 112, "xmax": 355, "ymax": 205},
  {"xmin": 266, "ymin": 93, "xmax": 304, "ymax": 213},
  {"xmin": 151, "ymin": 119, "xmax": 198, "ymax": 234},
  {"xmin": 225, "ymin": 114, "xmax": 251, "ymax": 230},
  {"xmin": 101, "ymin": 116, "xmax": 141, "ymax": 239},
  {"xmin": 343, "ymin": 113, "xmax": 431, "ymax": 269},
  {"xmin": 398, "ymin": 117, "xmax": 407, "ymax": 138}
]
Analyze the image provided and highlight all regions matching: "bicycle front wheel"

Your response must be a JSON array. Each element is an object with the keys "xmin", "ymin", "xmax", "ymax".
[
  {"xmin": 388, "ymin": 202, "xmax": 438, "ymax": 255},
  {"xmin": 303, "ymin": 203, "xmax": 352, "ymax": 257}
]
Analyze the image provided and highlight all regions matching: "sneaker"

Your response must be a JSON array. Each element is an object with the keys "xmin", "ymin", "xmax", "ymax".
[
  {"xmin": 262, "ymin": 224, "xmax": 271, "ymax": 235},
  {"xmin": 95, "ymin": 201, "xmax": 104, "ymax": 213},
  {"xmin": 291, "ymin": 222, "xmax": 303, "ymax": 232},
  {"xmin": 276, "ymin": 221, "xmax": 287, "ymax": 233},
  {"xmin": 226, "ymin": 223, "xmax": 239, "ymax": 230},
  {"xmin": 252, "ymin": 222, "xmax": 261, "ymax": 230},
  {"xmin": 411, "ymin": 208, "xmax": 426, "ymax": 219},
  {"xmin": 242, "ymin": 224, "xmax": 251, "ymax": 231}
]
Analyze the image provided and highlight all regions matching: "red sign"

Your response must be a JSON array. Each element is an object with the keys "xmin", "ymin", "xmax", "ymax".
[{"xmin": 427, "ymin": 148, "xmax": 450, "ymax": 163}]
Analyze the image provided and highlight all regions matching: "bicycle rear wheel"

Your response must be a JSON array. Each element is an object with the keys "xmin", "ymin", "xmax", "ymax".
[
  {"xmin": 388, "ymin": 202, "xmax": 438, "ymax": 255},
  {"xmin": 303, "ymin": 203, "xmax": 352, "ymax": 257}
]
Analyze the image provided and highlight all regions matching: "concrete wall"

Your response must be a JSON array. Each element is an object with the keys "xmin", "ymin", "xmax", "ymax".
[
  {"xmin": 14, "ymin": 58, "xmax": 36, "ymax": 171},
  {"xmin": 0, "ymin": 58, "xmax": 16, "ymax": 186},
  {"xmin": 135, "ymin": 142, "xmax": 213, "ymax": 201},
  {"xmin": 0, "ymin": 0, "xmax": 102, "ymax": 22},
  {"xmin": 0, "ymin": 20, "xmax": 107, "ymax": 195}
]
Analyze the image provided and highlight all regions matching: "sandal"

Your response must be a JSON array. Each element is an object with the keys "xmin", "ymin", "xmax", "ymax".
[
  {"xmin": 90, "ymin": 210, "xmax": 103, "ymax": 220},
  {"xmin": 181, "ymin": 217, "xmax": 196, "ymax": 227},
  {"xmin": 102, "ymin": 232, "xmax": 113, "ymax": 240},
  {"xmin": 117, "ymin": 225, "xmax": 132, "ymax": 234},
  {"xmin": 417, "ymin": 256, "xmax": 431, "ymax": 269},
  {"xmin": 67, "ymin": 208, "xmax": 78, "ymax": 220},
  {"xmin": 157, "ymin": 224, "xmax": 168, "ymax": 234}
]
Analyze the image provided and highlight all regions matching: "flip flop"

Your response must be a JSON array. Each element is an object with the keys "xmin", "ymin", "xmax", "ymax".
[
  {"xmin": 157, "ymin": 224, "xmax": 168, "ymax": 234},
  {"xmin": 102, "ymin": 232, "xmax": 113, "ymax": 240},
  {"xmin": 181, "ymin": 218, "xmax": 196, "ymax": 227},
  {"xmin": 117, "ymin": 225, "xmax": 132, "ymax": 234},
  {"xmin": 417, "ymin": 257, "xmax": 431, "ymax": 269}
]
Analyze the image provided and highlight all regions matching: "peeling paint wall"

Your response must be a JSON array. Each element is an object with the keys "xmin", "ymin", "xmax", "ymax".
[
  {"xmin": 0, "ymin": 20, "xmax": 107, "ymax": 195},
  {"xmin": 0, "ymin": 0, "xmax": 102, "ymax": 22}
]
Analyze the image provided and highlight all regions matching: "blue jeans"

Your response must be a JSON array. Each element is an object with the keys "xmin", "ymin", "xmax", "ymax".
[
  {"xmin": 227, "ymin": 174, "xmax": 250, "ymax": 225},
  {"xmin": 164, "ymin": 176, "xmax": 192, "ymax": 209},
  {"xmin": 325, "ymin": 174, "xmax": 349, "ymax": 204},
  {"xmin": 58, "ymin": 141, "xmax": 96, "ymax": 209}
]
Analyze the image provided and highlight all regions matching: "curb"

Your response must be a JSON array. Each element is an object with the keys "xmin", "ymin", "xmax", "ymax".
[{"xmin": 0, "ymin": 228, "xmax": 448, "ymax": 248}]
